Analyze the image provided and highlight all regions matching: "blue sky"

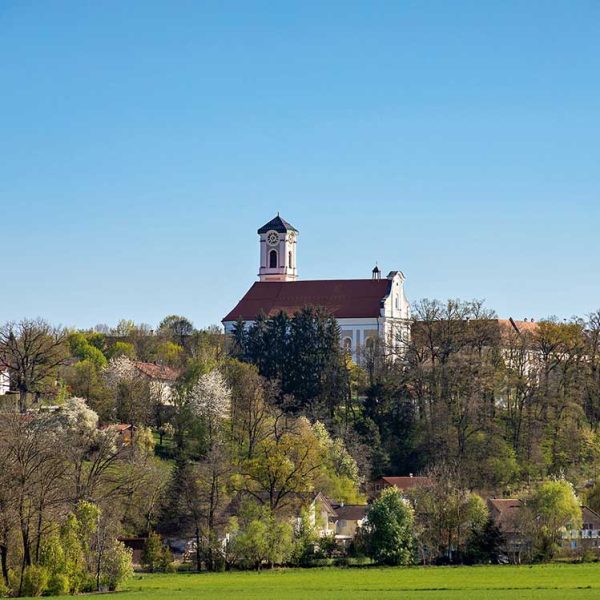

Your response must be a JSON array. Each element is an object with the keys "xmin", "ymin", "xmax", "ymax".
[{"xmin": 1, "ymin": 1, "xmax": 599, "ymax": 329}]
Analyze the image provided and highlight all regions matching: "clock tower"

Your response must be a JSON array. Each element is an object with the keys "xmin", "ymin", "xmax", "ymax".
[{"xmin": 257, "ymin": 215, "xmax": 298, "ymax": 282}]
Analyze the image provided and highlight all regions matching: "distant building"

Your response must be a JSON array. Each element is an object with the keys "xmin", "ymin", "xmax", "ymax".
[
  {"xmin": 222, "ymin": 215, "xmax": 411, "ymax": 360},
  {"xmin": 562, "ymin": 505, "xmax": 600, "ymax": 553},
  {"xmin": 369, "ymin": 475, "xmax": 431, "ymax": 500},
  {"xmin": 488, "ymin": 498, "xmax": 600, "ymax": 562},
  {"xmin": 133, "ymin": 361, "xmax": 180, "ymax": 404},
  {"xmin": 331, "ymin": 503, "xmax": 368, "ymax": 546},
  {"xmin": 487, "ymin": 498, "xmax": 529, "ymax": 562}
]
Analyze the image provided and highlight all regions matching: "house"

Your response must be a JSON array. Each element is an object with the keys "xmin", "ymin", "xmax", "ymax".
[
  {"xmin": 104, "ymin": 423, "xmax": 136, "ymax": 445},
  {"xmin": 369, "ymin": 475, "xmax": 431, "ymax": 500},
  {"xmin": 133, "ymin": 361, "xmax": 180, "ymax": 404},
  {"xmin": 561, "ymin": 506, "xmax": 600, "ymax": 554},
  {"xmin": 330, "ymin": 503, "xmax": 368, "ymax": 546},
  {"xmin": 487, "ymin": 498, "xmax": 529, "ymax": 562},
  {"xmin": 488, "ymin": 498, "xmax": 600, "ymax": 561},
  {"xmin": 222, "ymin": 215, "xmax": 411, "ymax": 360},
  {"xmin": 0, "ymin": 367, "xmax": 10, "ymax": 395},
  {"xmin": 305, "ymin": 492, "xmax": 338, "ymax": 538}
]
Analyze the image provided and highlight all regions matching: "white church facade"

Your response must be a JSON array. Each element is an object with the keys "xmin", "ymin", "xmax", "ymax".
[{"xmin": 222, "ymin": 215, "xmax": 411, "ymax": 360}]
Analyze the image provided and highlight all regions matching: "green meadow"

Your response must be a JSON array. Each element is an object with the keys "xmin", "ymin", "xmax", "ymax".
[{"xmin": 43, "ymin": 563, "xmax": 600, "ymax": 599}]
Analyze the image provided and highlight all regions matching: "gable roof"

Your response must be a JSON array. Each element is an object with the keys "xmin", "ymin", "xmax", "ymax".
[
  {"xmin": 488, "ymin": 498, "xmax": 523, "ymax": 534},
  {"xmin": 331, "ymin": 504, "xmax": 368, "ymax": 521},
  {"xmin": 378, "ymin": 476, "xmax": 432, "ymax": 490},
  {"xmin": 134, "ymin": 361, "xmax": 180, "ymax": 382},
  {"xmin": 582, "ymin": 505, "xmax": 600, "ymax": 526},
  {"xmin": 223, "ymin": 279, "xmax": 392, "ymax": 322},
  {"xmin": 257, "ymin": 215, "xmax": 298, "ymax": 234}
]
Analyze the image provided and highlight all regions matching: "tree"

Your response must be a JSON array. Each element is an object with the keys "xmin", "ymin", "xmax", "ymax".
[
  {"xmin": 173, "ymin": 446, "xmax": 231, "ymax": 572},
  {"xmin": 187, "ymin": 370, "xmax": 231, "ymax": 450},
  {"xmin": 463, "ymin": 517, "xmax": 505, "ymax": 565},
  {"xmin": 224, "ymin": 360, "xmax": 272, "ymax": 459},
  {"xmin": 241, "ymin": 415, "xmax": 323, "ymax": 512},
  {"xmin": 142, "ymin": 531, "xmax": 165, "ymax": 573},
  {"xmin": 365, "ymin": 487, "xmax": 415, "ymax": 565},
  {"xmin": 408, "ymin": 465, "xmax": 488, "ymax": 564},
  {"xmin": 0, "ymin": 319, "xmax": 68, "ymax": 412},
  {"xmin": 521, "ymin": 479, "xmax": 582, "ymax": 560},
  {"xmin": 228, "ymin": 504, "xmax": 293, "ymax": 571},
  {"xmin": 158, "ymin": 315, "xmax": 194, "ymax": 346}
]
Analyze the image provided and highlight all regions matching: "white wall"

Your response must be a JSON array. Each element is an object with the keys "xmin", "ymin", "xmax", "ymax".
[{"xmin": 0, "ymin": 370, "xmax": 10, "ymax": 395}]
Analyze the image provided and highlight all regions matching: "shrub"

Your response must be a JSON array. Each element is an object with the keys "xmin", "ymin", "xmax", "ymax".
[
  {"xmin": 142, "ymin": 531, "xmax": 164, "ymax": 572},
  {"xmin": 20, "ymin": 565, "xmax": 49, "ymax": 597},
  {"xmin": 46, "ymin": 573, "xmax": 70, "ymax": 596},
  {"xmin": 103, "ymin": 541, "xmax": 134, "ymax": 591}
]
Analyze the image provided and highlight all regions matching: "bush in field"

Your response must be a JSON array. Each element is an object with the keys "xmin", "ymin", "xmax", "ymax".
[
  {"xmin": 102, "ymin": 541, "xmax": 134, "ymax": 591},
  {"xmin": 142, "ymin": 531, "xmax": 174, "ymax": 573}
]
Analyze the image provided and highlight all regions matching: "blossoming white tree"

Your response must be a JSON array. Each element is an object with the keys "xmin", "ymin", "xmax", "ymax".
[
  {"xmin": 187, "ymin": 370, "xmax": 231, "ymax": 447},
  {"xmin": 188, "ymin": 371, "xmax": 231, "ymax": 423}
]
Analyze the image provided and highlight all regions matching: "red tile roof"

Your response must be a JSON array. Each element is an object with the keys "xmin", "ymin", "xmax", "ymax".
[
  {"xmin": 134, "ymin": 361, "xmax": 180, "ymax": 382},
  {"xmin": 223, "ymin": 279, "xmax": 392, "ymax": 322},
  {"xmin": 103, "ymin": 423, "xmax": 134, "ymax": 432},
  {"xmin": 498, "ymin": 319, "xmax": 539, "ymax": 335}
]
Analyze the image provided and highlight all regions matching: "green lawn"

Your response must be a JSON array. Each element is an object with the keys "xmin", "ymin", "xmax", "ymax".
[{"xmin": 102, "ymin": 563, "xmax": 600, "ymax": 599}]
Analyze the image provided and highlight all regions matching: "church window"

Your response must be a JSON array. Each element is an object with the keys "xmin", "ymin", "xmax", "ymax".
[
  {"xmin": 289, "ymin": 251, "xmax": 293, "ymax": 268},
  {"xmin": 269, "ymin": 249, "xmax": 278, "ymax": 268},
  {"xmin": 343, "ymin": 337, "xmax": 352, "ymax": 352}
]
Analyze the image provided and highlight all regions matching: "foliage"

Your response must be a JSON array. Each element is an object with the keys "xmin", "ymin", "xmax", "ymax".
[
  {"xmin": 20, "ymin": 565, "xmax": 49, "ymax": 597},
  {"xmin": 409, "ymin": 467, "xmax": 488, "ymax": 564},
  {"xmin": 463, "ymin": 517, "xmax": 506, "ymax": 564},
  {"xmin": 521, "ymin": 479, "xmax": 582, "ymax": 560},
  {"xmin": 143, "ymin": 532, "xmax": 167, "ymax": 573},
  {"xmin": 365, "ymin": 487, "xmax": 415, "ymax": 565},
  {"xmin": 240, "ymin": 307, "xmax": 348, "ymax": 420},
  {"xmin": 229, "ymin": 505, "xmax": 294, "ymax": 571}
]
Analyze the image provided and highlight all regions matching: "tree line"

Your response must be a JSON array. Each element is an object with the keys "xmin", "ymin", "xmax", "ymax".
[{"xmin": 0, "ymin": 300, "xmax": 599, "ymax": 593}]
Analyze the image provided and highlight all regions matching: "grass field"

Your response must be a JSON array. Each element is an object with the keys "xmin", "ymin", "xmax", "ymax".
[{"xmin": 91, "ymin": 563, "xmax": 600, "ymax": 600}]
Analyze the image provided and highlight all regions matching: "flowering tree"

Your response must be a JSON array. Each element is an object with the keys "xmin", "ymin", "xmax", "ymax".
[
  {"xmin": 188, "ymin": 371, "xmax": 231, "ymax": 422},
  {"xmin": 187, "ymin": 371, "xmax": 231, "ymax": 448},
  {"xmin": 103, "ymin": 357, "xmax": 136, "ymax": 388}
]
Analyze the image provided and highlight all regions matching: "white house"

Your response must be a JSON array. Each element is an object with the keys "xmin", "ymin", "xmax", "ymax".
[{"xmin": 222, "ymin": 215, "xmax": 411, "ymax": 360}]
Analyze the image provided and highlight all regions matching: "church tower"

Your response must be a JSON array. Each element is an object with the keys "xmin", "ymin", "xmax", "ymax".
[{"xmin": 257, "ymin": 215, "xmax": 298, "ymax": 282}]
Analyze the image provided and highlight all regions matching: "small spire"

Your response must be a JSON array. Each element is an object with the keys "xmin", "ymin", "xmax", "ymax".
[{"xmin": 372, "ymin": 263, "xmax": 381, "ymax": 280}]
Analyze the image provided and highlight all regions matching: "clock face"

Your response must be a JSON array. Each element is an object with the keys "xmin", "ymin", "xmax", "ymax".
[
  {"xmin": 267, "ymin": 232, "xmax": 279, "ymax": 246},
  {"xmin": 288, "ymin": 233, "xmax": 295, "ymax": 244}
]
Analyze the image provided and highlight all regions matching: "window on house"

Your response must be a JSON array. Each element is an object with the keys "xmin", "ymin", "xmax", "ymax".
[
  {"xmin": 269, "ymin": 250, "xmax": 278, "ymax": 268},
  {"xmin": 343, "ymin": 337, "xmax": 352, "ymax": 352}
]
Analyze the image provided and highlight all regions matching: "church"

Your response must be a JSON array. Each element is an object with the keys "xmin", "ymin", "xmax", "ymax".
[{"xmin": 222, "ymin": 215, "xmax": 411, "ymax": 359}]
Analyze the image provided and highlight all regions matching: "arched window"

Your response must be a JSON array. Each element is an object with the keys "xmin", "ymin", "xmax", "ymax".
[
  {"xmin": 269, "ymin": 249, "xmax": 278, "ymax": 268},
  {"xmin": 343, "ymin": 337, "xmax": 352, "ymax": 353},
  {"xmin": 289, "ymin": 251, "xmax": 293, "ymax": 268}
]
